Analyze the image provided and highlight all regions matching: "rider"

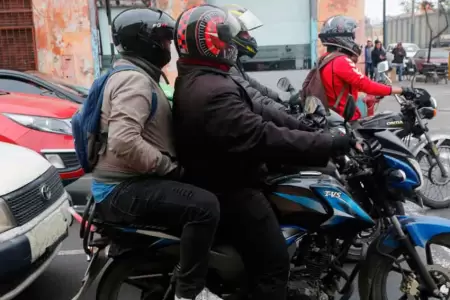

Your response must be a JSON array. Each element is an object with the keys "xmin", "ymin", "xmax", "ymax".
[
  {"xmin": 222, "ymin": 4, "xmax": 286, "ymax": 111},
  {"xmin": 91, "ymin": 8, "xmax": 222, "ymax": 300},
  {"xmin": 317, "ymin": 15, "xmax": 415, "ymax": 120},
  {"xmin": 172, "ymin": 5, "xmax": 355, "ymax": 299}
]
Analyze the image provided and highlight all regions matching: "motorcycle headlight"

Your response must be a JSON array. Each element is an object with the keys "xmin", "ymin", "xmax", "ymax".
[
  {"xmin": 430, "ymin": 97, "xmax": 438, "ymax": 109},
  {"xmin": 408, "ymin": 158, "xmax": 424, "ymax": 191},
  {"xmin": 0, "ymin": 199, "xmax": 16, "ymax": 234},
  {"xmin": 2, "ymin": 113, "xmax": 72, "ymax": 135}
]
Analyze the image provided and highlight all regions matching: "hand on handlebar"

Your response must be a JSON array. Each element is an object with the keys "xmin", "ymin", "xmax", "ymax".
[{"xmin": 401, "ymin": 87, "xmax": 416, "ymax": 100}]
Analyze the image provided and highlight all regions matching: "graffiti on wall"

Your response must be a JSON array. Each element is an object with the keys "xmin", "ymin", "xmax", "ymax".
[
  {"xmin": 33, "ymin": 0, "xmax": 95, "ymax": 87},
  {"xmin": 317, "ymin": 0, "xmax": 365, "ymax": 68}
]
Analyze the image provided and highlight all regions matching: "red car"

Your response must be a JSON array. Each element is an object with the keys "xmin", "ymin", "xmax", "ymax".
[
  {"xmin": 412, "ymin": 48, "xmax": 449, "ymax": 73},
  {"xmin": 0, "ymin": 90, "xmax": 83, "ymax": 185}
]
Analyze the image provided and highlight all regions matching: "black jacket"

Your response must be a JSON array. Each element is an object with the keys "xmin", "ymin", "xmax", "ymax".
[
  {"xmin": 172, "ymin": 62, "xmax": 333, "ymax": 191},
  {"xmin": 371, "ymin": 47, "xmax": 386, "ymax": 66},
  {"xmin": 230, "ymin": 60, "xmax": 285, "ymax": 111},
  {"xmin": 392, "ymin": 47, "xmax": 406, "ymax": 64}
]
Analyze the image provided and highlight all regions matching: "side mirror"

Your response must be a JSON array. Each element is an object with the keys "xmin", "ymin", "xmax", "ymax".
[
  {"xmin": 377, "ymin": 61, "xmax": 389, "ymax": 73},
  {"xmin": 277, "ymin": 77, "xmax": 294, "ymax": 92},
  {"xmin": 343, "ymin": 95, "xmax": 356, "ymax": 122}
]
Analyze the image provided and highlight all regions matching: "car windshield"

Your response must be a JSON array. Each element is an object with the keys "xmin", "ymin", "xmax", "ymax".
[
  {"xmin": 404, "ymin": 44, "xmax": 419, "ymax": 52},
  {"xmin": 428, "ymin": 50, "xmax": 449, "ymax": 59},
  {"xmin": 26, "ymin": 71, "xmax": 87, "ymax": 97}
]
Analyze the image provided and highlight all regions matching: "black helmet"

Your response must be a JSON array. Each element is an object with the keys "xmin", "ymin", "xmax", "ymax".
[
  {"xmin": 319, "ymin": 15, "xmax": 360, "ymax": 56},
  {"xmin": 221, "ymin": 4, "xmax": 263, "ymax": 58},
  {"xmin": 174, "ymin": 4, "xmax": 242, "ymax": 66},
  {"xmin": 112, "ymin": 8, "xmax": 176, "ymax": 68}
]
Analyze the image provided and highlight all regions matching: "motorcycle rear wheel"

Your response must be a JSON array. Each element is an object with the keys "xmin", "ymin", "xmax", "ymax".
[{"xmin": 96, "ymin": 255, "xmax": 174, "ymax": 300}]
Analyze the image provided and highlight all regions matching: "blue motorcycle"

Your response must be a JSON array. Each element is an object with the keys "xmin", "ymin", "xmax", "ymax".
[{"xmin": 70, "ymin": 100, "xmax": 450, "ymax": 300}]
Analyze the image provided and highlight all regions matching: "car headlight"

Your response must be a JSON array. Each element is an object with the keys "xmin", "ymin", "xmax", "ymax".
[
  {"xmin": 0, "ymin": 199, "xmax": 16, "ymax": 234},
  {"xmin": 430, "ymin": 97, "xmax": 438, "ymax": 109},
  {"xmin": 408, "ymin": 157, "xmax": 424, "ymax": 191},
  {"xmin": 43, "ymin": 154, "xmax": 66, "ymax": 169},
  {"xmin": 2, "ymin": 113, "xmax": 72, "ymax": 135}
]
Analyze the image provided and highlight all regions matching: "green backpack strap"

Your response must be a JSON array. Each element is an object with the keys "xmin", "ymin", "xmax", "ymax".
[{"xmin": 159, "ymin": 82, "xmax": 174, "ymax": 101}]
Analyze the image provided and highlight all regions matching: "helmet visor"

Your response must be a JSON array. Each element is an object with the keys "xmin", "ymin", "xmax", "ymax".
[
  {"xmin": 237, "ymin": 10, "xmax": 263, "ymax": 31},
  {"xmin": 217, "ymin": 10, "xmax": 242, "ymax": 42}
]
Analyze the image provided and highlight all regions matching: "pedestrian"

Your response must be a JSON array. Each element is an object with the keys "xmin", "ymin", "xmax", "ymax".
[
  {"xmin": 365, "ymin": 39, "xmax": 374, "ymax": 79},
  {"xmin": 371, "ymin": 40, "xmax": 386, "ymax": 81},
  {"xmin": 392, "ymin": 41, "xmax": 406, "ymax": 81}
]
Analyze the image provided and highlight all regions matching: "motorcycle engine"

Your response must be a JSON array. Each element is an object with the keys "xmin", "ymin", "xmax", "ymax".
[{"xmin": 288, "ymin": 236, "xmax": 335, "ymax": 300}]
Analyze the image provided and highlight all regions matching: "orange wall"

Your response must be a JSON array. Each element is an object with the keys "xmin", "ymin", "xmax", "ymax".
[
  {"xmin": 317, "ymin": 0, "xmax": 365, "ymax": 68},
  {"xmin": 33, "ymin": 0, "xmax": 95, "ymax": 87}
]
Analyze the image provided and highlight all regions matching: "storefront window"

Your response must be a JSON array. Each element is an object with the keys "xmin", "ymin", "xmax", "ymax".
[{"xmin": 207, "ymin": 0, "xmax": 311, "ymax": 71}]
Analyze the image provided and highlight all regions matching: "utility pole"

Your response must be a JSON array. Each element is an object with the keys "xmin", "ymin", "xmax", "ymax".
[
  {"xmin": 383, "ymin": 0, "xmax": 387, "ymax": 47},
  {"xmin": 411, "ymin": 0, "xmax": 415, "ymax": 42}
]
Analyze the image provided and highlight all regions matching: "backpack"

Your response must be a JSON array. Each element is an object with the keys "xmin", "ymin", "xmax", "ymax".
[
  {"xmin": 72, "ymin": 65, "xmax": 158, "ymax": 173},
  {"xmin": 301, "ymin": 52, "xmax": 348, "ymax": 113}
]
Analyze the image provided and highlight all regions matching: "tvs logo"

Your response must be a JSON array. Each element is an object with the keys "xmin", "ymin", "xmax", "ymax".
[{"xmin": 324, "ymin": 190, "xmax": 343, "ymax": 200}]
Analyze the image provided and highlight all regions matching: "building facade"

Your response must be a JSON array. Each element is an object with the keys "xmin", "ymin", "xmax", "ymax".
[{"xmin": 0, "ymin": 0, "xmax": 365, "ymax": 89}]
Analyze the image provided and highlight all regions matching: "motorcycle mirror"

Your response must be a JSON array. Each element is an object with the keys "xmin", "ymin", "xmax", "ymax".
[
  {"xmin": 377, "ymin": 61, "xmax": 389, "ymax": 73},
  {"xmin": 343, "ymin": 95, "xmax": 356, "ymax": 123},
  {"xmin": 304, "ymin": 96, "xmax": 319, "ymax": 115},
  {"xmin": 277, "ymin": 77, "xmax": 293, "ymax": 92}
]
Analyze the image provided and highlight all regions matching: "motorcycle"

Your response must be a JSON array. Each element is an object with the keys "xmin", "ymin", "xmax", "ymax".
[
  {"xmin": 278, "ymin": 66, "xmax": 450, "ymax": 209},
  {"xmin": 69, "ymin": 98, "xmax": 450, "ymax": 300}
]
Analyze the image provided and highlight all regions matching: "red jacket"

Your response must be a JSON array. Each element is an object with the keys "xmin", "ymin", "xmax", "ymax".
[{"xmin": 320, "ymin": 53, "xmax": 392, "ymax": 120}]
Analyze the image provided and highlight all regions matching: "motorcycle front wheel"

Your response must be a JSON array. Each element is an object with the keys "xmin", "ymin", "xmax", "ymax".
[{"xmin": 416, "ymin": 139, "xmax": 450, "ymax": 209}]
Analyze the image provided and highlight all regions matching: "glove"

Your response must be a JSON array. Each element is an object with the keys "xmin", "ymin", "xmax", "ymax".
[
  {"xmin": 166, "ymin": 164, "xmax": 184, "ymax": 180},
  {"xmin": 401, "ymin": 87, "xmax": 416, "ymax": 100},
  {"xmin": 331, "ymin": 134, "xmax": 353, "ymax": 156}
]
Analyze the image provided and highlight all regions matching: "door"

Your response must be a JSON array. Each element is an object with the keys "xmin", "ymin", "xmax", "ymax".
[{"xmin": 0, "ymin": 0, "xmax": 37, "ymax": 71}]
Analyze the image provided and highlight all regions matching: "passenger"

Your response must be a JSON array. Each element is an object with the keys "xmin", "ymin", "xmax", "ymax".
[
  {"xmin": 223, "ymin": 4, "xmax": 287, "ymax": 111},
  {"xmin": 172, "ymin": 5, "xmax": 355, "ymax": 300},
  {"xmin": 91, "ymin": 8, "xmax": 222, "ymax": 300},
  {"xmin": 314, "ymin": 15, "xmax": 415, "ymax": 121}
]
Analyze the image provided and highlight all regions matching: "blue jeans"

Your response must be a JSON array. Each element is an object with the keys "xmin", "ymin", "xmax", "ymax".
[
  {"xmin": 392, "ymin": 63, "xmax": 404, "ymax": 81},
  {"xmin": 365, "ymin": 62, "xmax": 374, "ymax": 79}
]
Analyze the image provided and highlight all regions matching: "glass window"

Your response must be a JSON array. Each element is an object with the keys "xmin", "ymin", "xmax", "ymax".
[
  {"xmin": 206, "ymin": 0, "xmax": 311, "ymax": 71},
  {"xmin": 430, "ymin": 50, "xmax": 449, "ymax": 59},
  {"xmin": 0, "ymin": 78, "xmax": 53, "ymax": 96}
]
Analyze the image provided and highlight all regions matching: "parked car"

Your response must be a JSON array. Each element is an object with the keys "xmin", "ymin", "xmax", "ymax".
[
  {"xmin": 386, "ymin": 43, "xmax": 420, "ymax": 66},
  {"xmin": 0, "ymin": 90, "xmax": 83, "ymax": 185},
  {"xmin": 0, "ymin": 141, "xmax": 72, "ymax": 300},
  {"xmin": 0, "ymin": 70, "xmax": 85, "ymax": 104},
  {"xmin": 412, "ymin": 48, "xmax": 449, "ymax": 73}
]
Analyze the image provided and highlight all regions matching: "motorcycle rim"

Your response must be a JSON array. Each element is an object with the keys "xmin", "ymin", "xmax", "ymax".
[{"xmin": 416, "ymin": 140, "xmax": 450, "ymax": 209}]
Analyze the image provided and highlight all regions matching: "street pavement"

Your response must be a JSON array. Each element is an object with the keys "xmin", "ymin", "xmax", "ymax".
[{"xmin": 14, "ymin": 82, "xmax": 450, "ymax": 299}]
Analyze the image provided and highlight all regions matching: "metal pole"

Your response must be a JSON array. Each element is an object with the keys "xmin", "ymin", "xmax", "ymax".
[
  {"xmin": 105, "ymin": 0, "xmax": 115, "ymax": 64},
  {"xmin": 411, "ymin": 0, "xmax": 415, "ymax": 42},
  {"xmin": 383, "ymin": 0, "xmax": 387, "ymax": 47}
]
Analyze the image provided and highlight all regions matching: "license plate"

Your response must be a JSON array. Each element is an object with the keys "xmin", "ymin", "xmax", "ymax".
[{"xmin": 25, "ymin": 208, "xmax": 69, "ymax": 262}]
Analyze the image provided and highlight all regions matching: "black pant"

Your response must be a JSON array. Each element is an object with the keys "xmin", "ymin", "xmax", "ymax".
[
  {"xmin": 99, "ymin": 177, "xmax": 220, "ymax": 299},
  {"xmin": 217, "ymin": 188, "xmax": 290, "ymax": 300}
]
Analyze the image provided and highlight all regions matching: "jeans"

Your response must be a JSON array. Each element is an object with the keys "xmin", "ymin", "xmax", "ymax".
[
  {"xmin": 98, "ymin": 177, "xmax": 220, "ymax": 299},
  {"xmin": 365, "ymin": 62, "xmax": 374, "ymax": 79},
  {"xmin": 392, "ymin": 63, "xmax": 404, "ymax": 81},
  {"xmin": 217, "ymin": 188, "xmax": 290, "ymax": 300}
]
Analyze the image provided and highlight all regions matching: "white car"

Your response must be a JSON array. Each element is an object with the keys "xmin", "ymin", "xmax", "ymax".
[
  {"xmin": 386, "ymin": 43, "xmax": 420, "ymax": 66},
  {"xmin": 0, "ymin": 142, "xmax": 71, "ymax": 299}
]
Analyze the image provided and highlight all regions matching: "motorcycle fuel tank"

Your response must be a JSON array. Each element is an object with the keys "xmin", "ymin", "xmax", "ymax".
[
  {"xmin": 359, "ymin": 110, "xmax": 404, "ymax": 129},
  {"xmin": 267, "ymin": 173, "xmax": 375, "ymax": 234}
]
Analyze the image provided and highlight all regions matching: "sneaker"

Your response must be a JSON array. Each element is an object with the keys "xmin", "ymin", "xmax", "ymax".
[{"xmin": 175, "ymin": 288, "xmax": 223, "ymax": 300}]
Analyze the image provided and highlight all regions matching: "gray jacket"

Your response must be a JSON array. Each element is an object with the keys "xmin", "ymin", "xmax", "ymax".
[{"xmin": 230, "ymin": 63, "xmax": 286, "ymax": 111}]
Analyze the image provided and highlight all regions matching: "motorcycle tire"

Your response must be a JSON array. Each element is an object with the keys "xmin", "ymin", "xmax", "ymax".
[
  {"xmin": 96, "ymin": 255, "xmax": 173, "ymax": 300},
  {"xmin": 416, "ymin": 139, "xmax": 450, "ymax": 209},
  {"xmin": 346, "ymin": 202, "xmax": 404, "ymax": 261}
]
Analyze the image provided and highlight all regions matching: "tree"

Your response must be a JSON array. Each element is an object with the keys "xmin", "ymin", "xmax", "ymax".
[{"xmin": 400, "ymin": 0, "xmax": 450, "ymax": 13}]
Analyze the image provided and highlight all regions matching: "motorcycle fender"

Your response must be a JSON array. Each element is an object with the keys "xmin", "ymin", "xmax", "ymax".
[
  {"xmin": 380, "ymin": 216, "xmax": 450, "ymax": 249},
  {"xmin": 71, "ymin": 248, "xmax": 110, "ymax": 300},
  {"xmin": 410, "ymin": 133, "xmax": 450, "ymax": 157}
]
